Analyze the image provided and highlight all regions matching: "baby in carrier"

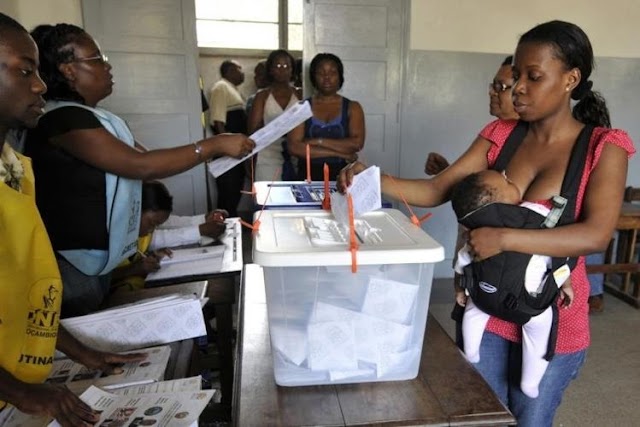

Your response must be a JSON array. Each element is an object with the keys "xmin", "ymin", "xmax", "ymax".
[{"xmin": 450, "ymin": 169, "xmax": 573, "ymax": 398}]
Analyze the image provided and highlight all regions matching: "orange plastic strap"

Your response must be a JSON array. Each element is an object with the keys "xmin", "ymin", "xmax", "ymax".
[
  {"xmin": 322, "ymin": 163, "xmax": 331, "ymax": 210},
  {"xmin": 386, "ymin": 174, "xmax": 433, "ymax": 226},
  {"xmin": 240, "ymin": 168, "xmax": 279, "ymax": 236},
  {"xmin": 306, "ymin": 144, "xmax": 311, "ymax": 183},
  {"xmin": 347, "ymin": 194, "xmax": 359, "ymax": 273}
]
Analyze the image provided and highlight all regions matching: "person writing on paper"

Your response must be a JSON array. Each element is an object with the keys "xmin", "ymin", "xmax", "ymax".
[
  {"xmin": 23, "ymin": 23, "xmax": 254, "ymax": 318},
  {"xmin": 111, "ymin": 181, "xmax": 228, "ymax": 292},
  {"xmin": 110, "ymin": 181, "xmax": 175, "ymax": 293},
  {"xmin": 248, "ymin": 49, "xmax": 302, "ymax": 181},
  {"xmin": 339, "ymin": 21, "xmax": 634, "ymax": 425},
  {"xmin": 450, "ymin": 170, "xmax": 574, "ymax": 398},
  {"xmin": 0, "ymin": 13, "xmax": 146, "ymax": 425},
  {"xmin": 287, "ymin": 53, "xmax": 364, "ymax": 181}
]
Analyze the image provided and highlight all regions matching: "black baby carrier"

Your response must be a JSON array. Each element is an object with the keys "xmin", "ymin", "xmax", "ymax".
[{"xmin": 458, "ymin": 121, "xmax": 594, "ymax": 359}]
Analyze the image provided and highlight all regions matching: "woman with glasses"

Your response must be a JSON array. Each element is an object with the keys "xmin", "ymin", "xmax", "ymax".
[
  {"xmin": 425, "ymin": 55, "xmax": 519, "ymax": 176},
  {"xmin": 23, "ymin": 23, "xmax": 254, "ymax": 318},
  {"xmin": 247, "ymin": 49, "xmax": 302, "ymax": 181},
  {"xmin": 287, "ymin": 52, "xmax": 364, "ymax": 181},
  {"xmin": 340, "ymin": 21, "xmax": 634, "ymax": 426}
]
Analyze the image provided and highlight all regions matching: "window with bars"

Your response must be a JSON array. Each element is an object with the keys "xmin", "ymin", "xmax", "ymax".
[{"xmin": 195, "ymin": 0, "xmax": 303, "ymax": 51}]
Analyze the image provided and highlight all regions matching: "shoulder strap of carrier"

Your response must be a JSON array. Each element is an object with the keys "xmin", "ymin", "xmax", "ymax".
[{"xmin": 491, "ymin": 121, "xmax": 594, "ymax": 270}]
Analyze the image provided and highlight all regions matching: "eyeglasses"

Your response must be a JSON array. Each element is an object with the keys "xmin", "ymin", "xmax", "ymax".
[
  {"xmin": 490, "ymin": 81, "xmax": 512, "ymax": 93},
  {"xmin": 74, "ymin": 53, "xmax": 109, "ymax": 64},
  {"xmin": 273, "ymin": 63, "xmax": 290, "ymax": 69}
]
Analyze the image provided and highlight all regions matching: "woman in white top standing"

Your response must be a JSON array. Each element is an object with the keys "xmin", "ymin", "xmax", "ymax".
[{"xmin": 248, "ymin": 49, "xmax": 302, "ymax": 181}]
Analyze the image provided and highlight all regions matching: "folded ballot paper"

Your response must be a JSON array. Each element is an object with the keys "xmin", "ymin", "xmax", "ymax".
[
  {"xmin": 60, "ymin": 294, "xmax": 207, "ymax": 352},
  {"xmin": 330, "ymin": 165, "xmax": 382, "ymax": 225},
  {"xmin": 270, "ymin": 276, "xmax": 419, "ymax": 383}
]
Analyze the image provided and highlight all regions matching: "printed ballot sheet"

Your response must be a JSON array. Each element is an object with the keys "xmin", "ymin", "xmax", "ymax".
[
  {"xmin": 60, "ymin": 294, "xmax": 207, "ymax": 352},
  {"xmin": 47, "ymin": 345, "xmax": 171, "ymax": 395},
  {"xmin": 48, "ymin": 386, "xmax": 214, "ymax": 427},
  {"xmin": 330, "ymin": 165, "xmax": 382, "ymax": 225},
  {"xmin": 208, "ymin": 100, "xmax": 312, "ymax": 177}
]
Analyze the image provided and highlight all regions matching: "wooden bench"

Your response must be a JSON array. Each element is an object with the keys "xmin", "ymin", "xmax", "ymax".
[{"xmin": 586, "ymin": 201, "xmax": 640, "ymax": 308}]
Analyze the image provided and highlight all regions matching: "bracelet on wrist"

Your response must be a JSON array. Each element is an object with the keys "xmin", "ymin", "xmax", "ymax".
[{"xmin": 194, "ymin": 141, "xmax": 203, "ymax": 160}]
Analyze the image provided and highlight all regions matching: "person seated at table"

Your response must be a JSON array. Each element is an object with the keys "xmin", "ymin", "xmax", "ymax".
[
  {"xmin": 111, "ymin": 181, "xmax": 228, "ymax": 293},
  {"xmin": 248, "ymin": 49, "xmax": 302, "ymax": 181},
  {"xmin": 23, "ymin": 23, "xmax": 254, "ymax": 318},
  {"xmin": 0, "ymin": 13, "xmax": 146, "ymax": 424},
  {"xmin": 287, "ymin": 52, "xmax": 364, "ymax": 181},
  {"xmin": 451, "ymin": 170, "xmax": 574, "ymax": 398}
]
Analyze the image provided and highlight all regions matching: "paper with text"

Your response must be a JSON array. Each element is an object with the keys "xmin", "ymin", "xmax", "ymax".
[
  {"xmin": 48, "ymin": 386, "xmax": 214, "ymax": 427},
  {"xmin": 208, "ymin": 100, "xmax": 312, "ymax": 177},
  {"xmin": 330, "ymin": 165, "xmax": 381, "ymax": 225}
]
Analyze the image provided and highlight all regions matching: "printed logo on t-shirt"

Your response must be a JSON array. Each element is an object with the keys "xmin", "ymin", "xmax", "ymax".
[{"xmin": 27, "ymin": 278, "xmax": 61, "ymax": 332}]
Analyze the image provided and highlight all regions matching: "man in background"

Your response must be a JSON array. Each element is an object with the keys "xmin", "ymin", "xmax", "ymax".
[{"xmin": 209, "ymin": 59, "xmax": 246, "ymax": 216}]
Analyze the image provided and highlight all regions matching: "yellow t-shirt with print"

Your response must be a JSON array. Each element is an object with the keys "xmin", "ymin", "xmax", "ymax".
[
  {"xmin": 0, "ymin": 148, "xmax": 62, "ymax": 410},
  {"xmin": 110, "ymin": 234, "xmax": 153, "ymax": 293}
]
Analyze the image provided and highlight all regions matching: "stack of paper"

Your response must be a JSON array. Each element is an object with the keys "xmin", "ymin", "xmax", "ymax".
[
  {"xmin": 46, "ymin": 345, "xmax": 171, "ymax": 395},
  {"xmin": 60, "ymin": 294, "xmax": 207, "ymax": 352}
]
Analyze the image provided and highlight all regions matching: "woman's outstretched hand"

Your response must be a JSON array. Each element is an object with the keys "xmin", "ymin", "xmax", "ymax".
[
  {"xmin": 336, "ymin": 161, "xmax": 367, "ymax": 193},
  {"xmin": 211, "ymin": 134, "xmax": 256, "ymax": 159}
]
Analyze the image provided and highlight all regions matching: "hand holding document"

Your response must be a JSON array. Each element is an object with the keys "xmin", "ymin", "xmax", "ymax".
[
  {"xmin": 330, "ymin": 165, "xmax": 382, "ymax": 225},
  {"xmin": 209, "ymin": 100, "xmax": 312, "ymax": 177}
]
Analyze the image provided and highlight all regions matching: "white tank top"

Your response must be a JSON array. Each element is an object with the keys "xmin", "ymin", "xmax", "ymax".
[{"xmin": 255, "ymin": 91, "xmax": 299, "ymax": 181}]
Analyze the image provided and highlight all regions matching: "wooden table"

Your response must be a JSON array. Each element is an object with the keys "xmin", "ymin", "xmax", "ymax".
[
  {"xmin": 233, "ymin": 265, "xmax": 515, "ymax": 427},
  {"xmin": 586, "ymin": 202, "xmax": 640, "ymax": 308}
]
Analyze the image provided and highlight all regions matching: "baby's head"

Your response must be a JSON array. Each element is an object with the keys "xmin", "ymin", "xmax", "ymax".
[{"xmin": 451, "ymin": 170, "xmax": 521, "ymax": 218}]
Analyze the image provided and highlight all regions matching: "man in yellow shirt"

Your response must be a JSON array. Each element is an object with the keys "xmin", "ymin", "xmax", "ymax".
[{"xmin": 0, "ymin": 13, "xmax": 144, "ymax": 425}]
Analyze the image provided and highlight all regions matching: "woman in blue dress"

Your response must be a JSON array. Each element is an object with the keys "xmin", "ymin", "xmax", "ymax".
[{"xmin": 287, "ymin": 53, "xmax": 364, "ymax": 181}]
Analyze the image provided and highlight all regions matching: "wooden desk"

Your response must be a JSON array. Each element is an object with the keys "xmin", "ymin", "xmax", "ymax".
[
  {"xmin": 586, "ymin": 202, "xmax": 640, "ymax": 308},
  {"xmin": 233, "ymin": 265, "xmax": 514, "ymax": 427}
]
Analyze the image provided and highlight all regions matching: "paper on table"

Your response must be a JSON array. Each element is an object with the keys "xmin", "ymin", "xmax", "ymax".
[
  {"xmin": 147, "ymin": 247, "xmax": 224, "ymax": 281},
  {"xmin": 60, "ymin": 295, "xmax": 207, "ymax": 352},
  {"xmin": 113, "ymin": 376, "xmax": 203, "ymax": 395},
  {"xmin": 159, "ymin": 245, "xmax": 225, "ymax": 266},
  {"xmin": 330, "ymin": 165, "xmax": 381, "ymax": 225},
  {"xmin": 208, "ymin": 100, "xmax": 312, "ymax": 178},
  {"xmin": 48, "ymin": 386, "xmax": 214, "ymax": 427}
]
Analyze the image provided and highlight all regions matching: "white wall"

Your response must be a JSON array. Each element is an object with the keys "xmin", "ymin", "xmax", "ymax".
[
  {"xmin": 410, "ymin": 0, "xmax": 640, "ymax": 58},
  {"xmin": 0, "ymin": 0, "xmax": 82, "ymax": 29}
]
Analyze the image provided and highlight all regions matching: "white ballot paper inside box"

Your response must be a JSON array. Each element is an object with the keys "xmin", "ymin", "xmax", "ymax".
[
  {"xmin": 330, "ymin": 165, "xmax": 382, "ymax": 225},
  {"xmin": 208, "ymin": 100, "xmax": 312, "ymax": 178}
]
